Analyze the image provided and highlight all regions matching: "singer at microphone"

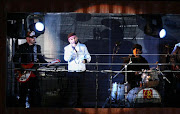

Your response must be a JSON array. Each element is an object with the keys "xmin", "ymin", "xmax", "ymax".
[{"xmin": 64, "ymin": 32, "xmax": 91, "ymax": 107}]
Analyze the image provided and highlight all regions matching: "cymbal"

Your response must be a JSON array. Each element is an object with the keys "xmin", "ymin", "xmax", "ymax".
[
  {"xmin": 120, "ymin": 57, "xmax": 130, "ymax": 59},
  {"xmin": 120, "ymin": 56, "xmax": 137, "ymax": 59}
]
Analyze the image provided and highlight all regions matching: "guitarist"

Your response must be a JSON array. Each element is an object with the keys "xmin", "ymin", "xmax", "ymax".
[
  {"xmin": 169, "ymin": 42, "xmax": 180, "ymax": 107},
  {"xmin": 13, "ymin": 30, "xmax": 49, "ymax": 108}
]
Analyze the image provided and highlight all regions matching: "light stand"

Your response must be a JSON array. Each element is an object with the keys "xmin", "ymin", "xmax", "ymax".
[{"xmin": 95, "ymin": 55, "xmax": 99, "ymax": 108}]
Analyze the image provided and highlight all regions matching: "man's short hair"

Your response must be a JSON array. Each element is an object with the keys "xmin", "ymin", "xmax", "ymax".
[
  {"xmin": 133, "ymin": 44, "xmax": 142, "ymax": 51},
  {"xmin": 67, "ymin": 33, "xmax": 76, "ymax": 39}
]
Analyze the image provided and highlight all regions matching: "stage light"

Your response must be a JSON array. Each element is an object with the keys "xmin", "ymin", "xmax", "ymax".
[
  {"xmin": 159, "ymin": 29, "xmax": 166, "ymax": 38},
  {"xmin": 26, "ymin": 14, "xmax": 45, "ymax": 36},
  {"xmin": 144, "ymin": 15, "xmax": 166, "ymax": 38},
  {"xmin": 35, "ymin": 22, "xmax": 45, "ymax": 32},
  {"xmin": 144, "ymin": 25, "xmax": 166, "ymax": 38}
]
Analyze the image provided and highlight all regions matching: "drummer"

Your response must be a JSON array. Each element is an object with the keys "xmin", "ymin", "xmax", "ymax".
[{"xmin": 122, "ymin": 44, "xmax": 150, "ymax": 90}]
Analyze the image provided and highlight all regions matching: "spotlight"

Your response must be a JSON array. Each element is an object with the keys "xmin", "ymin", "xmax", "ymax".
[
  {"xmin": 26, "ymin": 14, "xmax": 45, "ymax": 36},
  {"xmin": 144, "ymin": 25, "xmax": 166, "ymax": 38},
  {"xmin": 35, "ymin": 22, "xmax": 45, "ymax": 32},
  {"xmin": 144, "ymin": 15, "xmax": 166, "ymax": 38},
  {"xmin": 159, "ymin": 29, "xmax": 166, "ymax": 38}
]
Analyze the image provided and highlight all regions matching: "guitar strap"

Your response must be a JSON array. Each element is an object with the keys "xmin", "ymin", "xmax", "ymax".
[{"xmin": 33, "ymin": 44, "xmax": 37, "ymax": 62}]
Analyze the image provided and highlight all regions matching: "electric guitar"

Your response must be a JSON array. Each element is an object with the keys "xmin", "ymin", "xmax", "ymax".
[{"xmin": 16, "ymin": 59, "xmax": 60, "ymax": 83}]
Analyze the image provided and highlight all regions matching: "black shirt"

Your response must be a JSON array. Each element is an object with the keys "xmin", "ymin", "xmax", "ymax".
[
  {"xmin": 123, "ymin": 55, "xmax": 149, "ymax": 86},
  {"xmin": 13, "ymin": 42, "xmax": 47, "ymax": 68}
]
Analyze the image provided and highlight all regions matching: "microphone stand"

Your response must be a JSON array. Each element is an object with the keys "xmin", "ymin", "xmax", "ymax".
[
  {"xmin": 102, "ymin": 43, "xmax": 120, "ymax": 108},
  {"xmin": 113, "ymin": 57, "xmax": 132, "ymax": 107},
  {"xmin": 156, "ymin": 68, "xmax": 171, "ymax": 83},
  {"xmin": 156, "ymin": 64, "xmax": 171, "ymax": 107},
  {"xmin": 113, "ymin": 58, "xmax": 132, "ymax": 79}
]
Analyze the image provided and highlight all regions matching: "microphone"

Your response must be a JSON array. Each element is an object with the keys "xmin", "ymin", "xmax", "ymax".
[
  {"xmin": 72, "ymin": 46, "xmax": 77, "ymax": 52},
  {"xmin": 75, "ymin": 41, "xmax": 78, "ymax": 44}
]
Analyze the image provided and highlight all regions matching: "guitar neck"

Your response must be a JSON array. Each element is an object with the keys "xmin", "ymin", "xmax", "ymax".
[{"xmin": 21, "ymin": 59, "xmax": 60, "ymax": 69}]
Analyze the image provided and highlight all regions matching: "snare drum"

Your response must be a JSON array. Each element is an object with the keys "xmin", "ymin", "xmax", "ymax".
[
  {"xmin": 127, "ymin": 87, "xmax": 161, "ymax": 107},
  {"xmin": 141, "ymin": 69, "xmax": 159, "ymax": 87}
]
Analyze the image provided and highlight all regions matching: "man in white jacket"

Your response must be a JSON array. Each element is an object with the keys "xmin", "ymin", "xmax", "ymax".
[{"xmin": 64, "ymin": 33, "xmax": 91, "ymax": 107}]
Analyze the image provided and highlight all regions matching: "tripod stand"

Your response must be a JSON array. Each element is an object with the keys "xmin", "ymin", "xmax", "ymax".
[
  {"xmin": 101, "ymin": 42, "xmax": 120, "ymax": 108},
  {"xmin": 102, "ymin": 59, "xmax": 132, "ymax": 108}
]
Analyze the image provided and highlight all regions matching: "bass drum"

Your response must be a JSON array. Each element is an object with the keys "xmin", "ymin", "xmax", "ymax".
[{"xmin": 126, "ymin": 87, "xmax": 161, "ymax": 107}]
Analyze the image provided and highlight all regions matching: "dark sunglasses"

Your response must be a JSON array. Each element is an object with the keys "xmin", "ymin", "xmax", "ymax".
[{"xmin": 29, "ymin": 36, "xmax": 36, "ymax": 39}]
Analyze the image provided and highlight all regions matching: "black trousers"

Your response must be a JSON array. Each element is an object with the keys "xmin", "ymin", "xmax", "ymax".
[
  {"xmin": 64, "ymin": 72, "xmax": 85, "ymax": 107},
  {"xmin": 18, "ymin": 76, "xmax": 41, "ymax": 107}
]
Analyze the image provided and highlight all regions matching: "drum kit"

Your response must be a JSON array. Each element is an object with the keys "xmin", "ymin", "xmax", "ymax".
[
  {"xmin": 102, "ymin": 66, "xmax": 170, "ymax": 108},
  {"xmin": 38, "ymin": 55, "xmax": 171, "ymax": 108}
]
